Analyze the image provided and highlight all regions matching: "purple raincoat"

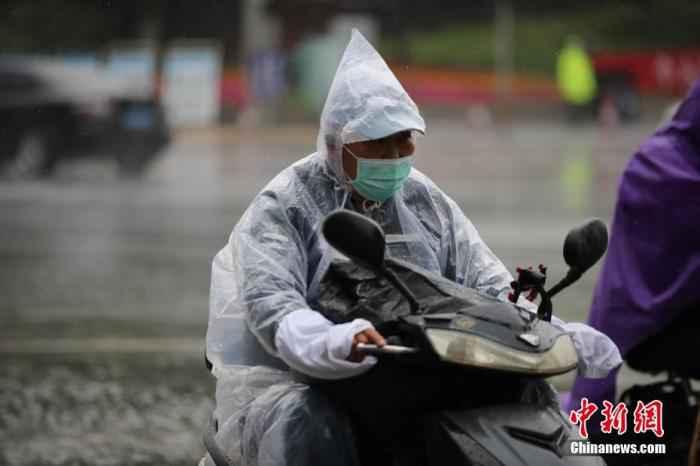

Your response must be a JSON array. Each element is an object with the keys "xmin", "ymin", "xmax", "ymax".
[{"xmin": 565, "ymin": 79, "xmax": 700, "ymax": 414}]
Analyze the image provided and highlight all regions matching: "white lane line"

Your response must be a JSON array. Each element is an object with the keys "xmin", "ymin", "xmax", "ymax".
[{"xmin": 0, "ymin": 337, "xmax": 204, "ymax": 354}]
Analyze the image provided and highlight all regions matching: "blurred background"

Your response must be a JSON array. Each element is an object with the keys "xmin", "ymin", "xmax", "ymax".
[{"xmin": 0, "ymin": 1, "xmax": 698, "ymax": 464}]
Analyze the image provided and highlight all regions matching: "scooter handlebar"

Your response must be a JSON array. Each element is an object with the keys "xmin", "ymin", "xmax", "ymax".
[{"xmin": 356, "ymin": 343, "xmax": 419, "ymax": 355}]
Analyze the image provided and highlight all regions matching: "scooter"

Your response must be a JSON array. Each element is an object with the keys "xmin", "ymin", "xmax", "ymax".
[
  {"xmin": 314, "ymin": 209, "xmax": 608, "ymax": 466},
  {"xmin": 203, "ymin": 210, "xmax": 609, "ymax": 466}
]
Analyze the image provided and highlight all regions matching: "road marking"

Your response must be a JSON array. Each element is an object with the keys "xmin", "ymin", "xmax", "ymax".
[{"xmin": 0, "ymin": 337, "xmax": 203, "ymax": 354}]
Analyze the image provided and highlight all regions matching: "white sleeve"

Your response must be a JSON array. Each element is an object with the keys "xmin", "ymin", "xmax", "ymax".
[
  {"xmin": 550, "ymin": 315, "xmax": 623, "ymax": 378},
  {"xmin": 274, "ymin": 309, "xmax": 378, "ymax": 380}
]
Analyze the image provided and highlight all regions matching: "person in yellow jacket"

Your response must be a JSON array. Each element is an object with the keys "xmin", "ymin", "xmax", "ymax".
[{"xmin": 557, "ymin": 36, "xmax": 598, "ymax": 122}]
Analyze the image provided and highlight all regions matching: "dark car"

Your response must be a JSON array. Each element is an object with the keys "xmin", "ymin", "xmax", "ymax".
[{"xmin": 0, "ymin": 57, "xmax": 170, "ymax": 178}]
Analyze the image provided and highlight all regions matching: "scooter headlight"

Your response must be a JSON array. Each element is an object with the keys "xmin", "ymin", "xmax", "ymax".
[{"xmin": 425, "ymin": 328, "xmax": 578, "ymax": 376}]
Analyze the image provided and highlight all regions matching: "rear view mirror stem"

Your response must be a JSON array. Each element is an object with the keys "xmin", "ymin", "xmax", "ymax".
[
  {"xmin": 546, "ymin": 268, "xmax": 584, "ymax": 299},
  {"xmin": 536, "ymin": 269, "xmax": 581, "ymax": 322}
]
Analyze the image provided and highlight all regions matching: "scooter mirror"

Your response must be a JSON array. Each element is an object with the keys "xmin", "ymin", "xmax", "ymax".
[
  {"xmin": 322, "ymin": 210, "xmax": 387, "ymax": 272},
  {"xmin": 563, "ymin": 219, "xmax": 608, "ymax": 273}
]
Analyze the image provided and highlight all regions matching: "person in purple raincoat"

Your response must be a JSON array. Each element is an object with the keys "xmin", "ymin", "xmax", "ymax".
[{"xmin": 565, "ymin": 79, "xmax": 700, "ymax": 418}]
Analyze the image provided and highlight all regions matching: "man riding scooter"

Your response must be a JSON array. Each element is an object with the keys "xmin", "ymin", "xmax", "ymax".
[{"xmin": 204, "ymin": 29, "xmax": 621, "ymax": 466}]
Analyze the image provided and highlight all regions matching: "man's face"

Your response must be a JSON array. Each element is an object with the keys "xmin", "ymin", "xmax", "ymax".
[{"xmin": 342, "ymin": 130, "xmax": 415, "ymax": 180}]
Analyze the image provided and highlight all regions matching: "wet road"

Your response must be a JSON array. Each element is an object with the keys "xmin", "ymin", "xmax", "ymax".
[{"xmin": 0, "ymin": 120, "xmax": 660, "ymax": 465}]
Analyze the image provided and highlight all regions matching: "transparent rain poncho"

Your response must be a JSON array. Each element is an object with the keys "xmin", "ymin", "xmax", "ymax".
[{"xmin": 204, "ymin": 29, "xmax": 619, "ymax": 466}]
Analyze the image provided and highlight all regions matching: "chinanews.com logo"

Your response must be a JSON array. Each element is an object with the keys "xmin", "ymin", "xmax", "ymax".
[{"xmin": 567, "ymin": 398, "xmax": 667, "ymax": 456}]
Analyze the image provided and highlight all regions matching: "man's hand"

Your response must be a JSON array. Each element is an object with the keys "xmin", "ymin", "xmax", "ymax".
[{"xmin": 347, "ymin": 328, "xmax": 386, "ymax": 362}]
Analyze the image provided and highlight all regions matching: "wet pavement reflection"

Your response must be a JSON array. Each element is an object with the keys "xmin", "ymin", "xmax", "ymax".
[
  {"xmin": 1, "ymin": 353, "xmax": 213, "ymax": 466},
  {"xmin": 0, "ymin": 120, "xmax": 659, "ymax": 465}
]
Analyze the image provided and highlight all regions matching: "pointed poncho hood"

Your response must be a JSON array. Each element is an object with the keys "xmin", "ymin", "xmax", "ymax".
[{"xmin": 315, "ymin": 29, "xmax": 426, "ymax": 182}]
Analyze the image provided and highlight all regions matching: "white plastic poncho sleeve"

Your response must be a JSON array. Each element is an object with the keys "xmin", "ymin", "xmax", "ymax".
[
  {"xmin": 209, "ymin": 187, "xmax": 381, "ymax": 379},
  {"xmin": 441, "ymin": 193, "xmax": 518, "ymax": 301}
]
